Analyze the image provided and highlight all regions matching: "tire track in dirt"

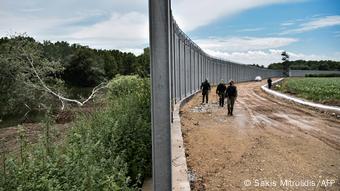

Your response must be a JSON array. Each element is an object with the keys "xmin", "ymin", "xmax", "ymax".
[{"xmin": 181, "ymin": 80, "xmax": 340, "ymax": 191}]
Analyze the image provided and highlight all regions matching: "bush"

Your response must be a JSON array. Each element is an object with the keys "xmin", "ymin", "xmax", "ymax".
[
  {"xmin": 305, "ymin": 73, "xmax": 340, "ymax": 77},
  {"xmin": 0, "ymin": 75, "xmax": 151, "ymax": 190}
]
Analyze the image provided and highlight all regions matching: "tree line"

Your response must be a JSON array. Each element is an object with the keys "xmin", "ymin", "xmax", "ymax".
[
  {"xmin": 268, "ymin": 60, "xmax": 340, "ymax": 71},
  {"xmin": 0, "ymin": 35, "xmax": 150, "ymax": 87}
]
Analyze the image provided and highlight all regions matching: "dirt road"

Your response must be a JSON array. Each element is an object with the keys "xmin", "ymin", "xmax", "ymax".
[{"xmin": 180, "ymin": 80, "xmax": 340, "ymax": 191}]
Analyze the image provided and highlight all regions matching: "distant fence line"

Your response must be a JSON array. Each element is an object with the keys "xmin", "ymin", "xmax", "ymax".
[{"xmin": 289, "ymin": 70, "xmax": 340, "ymax": 77}]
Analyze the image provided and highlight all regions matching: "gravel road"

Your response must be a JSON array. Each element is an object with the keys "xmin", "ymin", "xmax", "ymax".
[{"xmin": 180, "ymin": 80, "xmax": 340, "ymax": 191}]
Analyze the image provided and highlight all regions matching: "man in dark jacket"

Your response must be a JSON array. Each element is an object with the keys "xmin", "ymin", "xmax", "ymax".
[
  {"xmin": 226, "ymin": 80, "xmax": 237, "ymax": 116},
  {"xmin": 200, "ymin": 79, "xmax": 211, "ymax": 103},
  {"xmin": 216, "ymin": 79, "xmax": 227, "ymax": 107},
  {"xmin": 267, "ymin": 78, "xmax": 272, "ymax": 89}
]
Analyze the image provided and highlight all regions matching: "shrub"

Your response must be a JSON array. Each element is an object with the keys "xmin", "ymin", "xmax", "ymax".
[
  {"xmin": 305, "ymin": 73, "xmax": 340, "ymax": 77},
  {"xmin": 0, "ymin": 75, "xmax": 151, "ymax": 190}
]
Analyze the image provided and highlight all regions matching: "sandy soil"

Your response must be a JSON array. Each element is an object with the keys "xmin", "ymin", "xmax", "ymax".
[
  {"xmin": 0, "ymin": 123, "xmax": 69, "ymax": 156},
  {"xmin": 181, "ymin": 80, "xmax": 340, "ymax": 191}
]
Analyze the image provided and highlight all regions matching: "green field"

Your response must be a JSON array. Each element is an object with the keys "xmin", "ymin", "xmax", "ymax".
[{"xmin": 276, "ymin": 77, "xmax": 340, "ymax": 106}]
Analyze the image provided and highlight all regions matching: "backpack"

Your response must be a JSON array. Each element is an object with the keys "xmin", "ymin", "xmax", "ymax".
[{"xmin": 226, "ymin": 86, "xmax": 237, "ymax": 97}]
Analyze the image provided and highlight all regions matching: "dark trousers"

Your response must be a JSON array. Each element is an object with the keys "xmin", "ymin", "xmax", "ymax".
[
  {"xmin": 227, "ymin": 96, "xmax": 236, "ymax": 115},
  {"xmin": 268, "ymin": 83, "xmax": 272, "ymax": 89},
  {"xmin": 202, "ymin": 91, "xmax": 209, "ymax": 103},
  {"xmin": 219, "ymin": 94, "xmax": 225, "ymax": 107}
]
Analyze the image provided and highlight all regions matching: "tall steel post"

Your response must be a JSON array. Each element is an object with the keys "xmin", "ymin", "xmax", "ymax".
[{"xmin": 149, "ymin": 0, "xmax": 172, "ymax": 190}]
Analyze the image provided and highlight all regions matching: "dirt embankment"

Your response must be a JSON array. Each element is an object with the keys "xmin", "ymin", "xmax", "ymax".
[
  {"xmin": 0, "ymin": 101, "xmax": 102, "ymax": 156},
  {"xmin": 181, "ymin": 81, "xmax": 340, "ymax": 191}
]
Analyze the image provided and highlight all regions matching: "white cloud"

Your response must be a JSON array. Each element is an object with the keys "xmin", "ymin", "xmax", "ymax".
[
  {"xmin": 120, "ymin": 48, "xmax": 144, "ymax": 55},
  {"xmin": 206, "ymin": 49, "xmax": 340, "ymax": 66},
  {"xmin": 20, "ymin": 8, "xmax": 44, "ymax": 13},
  {"xmin": 334, "ymin": 31, "xmax": 340, "ymax": 38},
  {"xmin": 195, "ymin": 36, "xmax": 298, "ymax": 52},
  {"xmin": 172, "ymin": 0, "xmax": 302, "ymax": 31},
  {"xmin": 281, "ymin": 15, "xmax": 340, "ymax": 34},
  {"xmin": 73, "ymin": 12, "xmax": 147, "ymax": 40},
  {"xmin": 0, "ymin": 0, "xmax": 148, "ymax": 52},
  {"xmin": 281, "ymin": 22, "xmax": 295, "ymax": 26},
  {"xmin": 0, "ymin": 10, "xmax": 148, "ymax": 52},
  {"xmin": 70, "ymin": 12, "xmax": 148, "ymax": 50},
  {"xmin": 238, "ymin": 27, "xmax": 264, "ymax": 32},
  {"xmin": 0, "ymin": 4, "xmax": 115, "ymax": 38}
]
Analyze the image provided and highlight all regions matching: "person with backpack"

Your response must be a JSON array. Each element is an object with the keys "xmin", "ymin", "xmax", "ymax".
[
  {"xmin": 216, "ymin": 79, "xmax": 227, "ymax": 107},
  {"xmin": 226, "ymin": 80, "xmax": 237, "ymax": 116},
  {"xmin": 267, "ymin": 78, "xmax": 273, "ymax": 89},
  {"xmin": 200, "ymin": 79, "xmax": 211, "ymax": 104}
]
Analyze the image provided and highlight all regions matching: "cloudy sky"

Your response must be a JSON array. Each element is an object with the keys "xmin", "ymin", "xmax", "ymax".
[{"xmin": 0, "ymin": 0, "xmax": 339, "ymax": 66}]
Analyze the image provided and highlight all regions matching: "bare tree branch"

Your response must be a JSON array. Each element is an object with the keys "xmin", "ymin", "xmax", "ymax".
[
  {"xmin": 58, "ymin": 95, "xmax": 65, "ymax": 111},
  {"xmin": 23, "ymin": 104, "xmax": 31, "ymax": 120},
  {"xmin": 81, "ymin": 82, "xmax": 107, "ymax": 105},
  {"xmin": 20, "ymin": 48, "xmax": 108, "ymax": 109}
]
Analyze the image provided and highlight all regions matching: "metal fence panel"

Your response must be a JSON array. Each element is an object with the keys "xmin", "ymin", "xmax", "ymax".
[
  {"xmin": 190, "ymin": 48, "xmax": 195, "ymax": 93},
  {"xmin": 179, "ymin": 39, "xmax": 185, "ymax": 99},
  {"xmin": 174, "ymin": 33, "xmax": 180, "ymax": 101},
  {"xmin": 185, "ymin": 43, "xmax": 190, "ymax": 96},
  {"xmin": 199, "ymin": 53, "xmax": 202, "ymax": 89}
]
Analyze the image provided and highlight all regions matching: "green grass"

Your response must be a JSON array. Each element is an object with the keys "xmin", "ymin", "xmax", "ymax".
[{"xmin": 276, "ymin": 77, "xmax": 340, "ymax": 106}]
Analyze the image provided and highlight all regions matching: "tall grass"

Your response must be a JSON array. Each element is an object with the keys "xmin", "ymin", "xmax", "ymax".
[{"xmin": 0, "ymin": 75, "xmax": 151, "ymax": 190}]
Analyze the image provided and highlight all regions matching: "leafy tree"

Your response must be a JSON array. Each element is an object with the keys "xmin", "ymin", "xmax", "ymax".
[
  {"xmin": 318, "ymin": 63, "xmax": 330, "ymax": 70},
  {"xmin": 63, "ymin": 48, "xmax": 105, "ymax": 87},
  {"xmin": 118, "ymin": 53, "xmax": 137, "ymax": 75},
  {"xmin": 0, "ymin": 36, "xmax": 64, "ymax": 118},
  {"xmin": 249, "ymin": 64, "xmax": 264, "ymax": 68},
  {"xmin": 102, "ymin": 51, "xmax": 118, "ymax": 79},
  {"xmin": 135, "ymin": 48, "xmax": 150, "ymax": 77}
]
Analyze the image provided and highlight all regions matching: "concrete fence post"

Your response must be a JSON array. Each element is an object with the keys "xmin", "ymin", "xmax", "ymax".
[{"xmin": 149, "ymin": 0, "xmax": 172, "ymax": 190}]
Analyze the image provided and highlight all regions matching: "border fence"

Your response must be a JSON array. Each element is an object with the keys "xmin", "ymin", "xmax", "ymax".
[
  {"xmin": 170, "ymin": 18, "xmax": 283, "ymax": 102},
  {"xmin": 149, "ymin": 0, "xmax": 284, "ymax": 190}
]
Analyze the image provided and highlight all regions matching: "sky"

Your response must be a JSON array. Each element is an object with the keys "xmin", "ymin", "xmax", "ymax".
[{"xmin": 0, "ymin": 0, "xmax": 339, "ymax": 66}]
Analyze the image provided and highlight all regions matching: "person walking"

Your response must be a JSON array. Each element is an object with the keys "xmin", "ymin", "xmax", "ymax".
[
  {"xmin": 267, "ymin": 78, "xmax": 273, "ymax": 89},
  {"xmin": 216, "ymin": 79, "xmax": 227, "ymax": 107},
  {"xmin": 226, "ymin": 80, "xmax": 237, "ymax": 116},
  {"xmin": 200, "ymin": 79, "xmax": 211, "ymax": 104}
]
